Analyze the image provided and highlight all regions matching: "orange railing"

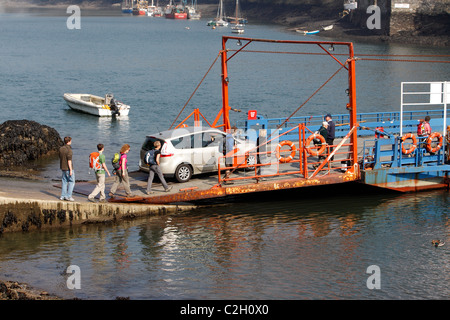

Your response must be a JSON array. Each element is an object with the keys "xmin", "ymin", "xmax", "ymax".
[{"xmin": 217, "ymin": 124, "xmax": 356, "ymax": 185}]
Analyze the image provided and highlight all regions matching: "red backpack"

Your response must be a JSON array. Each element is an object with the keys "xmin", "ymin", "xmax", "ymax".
[
  {"xmin": 89, "ymin": 152, "xmax": 102, "ymax": 170},
  {"xmin": 417, "ymin": 122, "xmax": 425, "ymax": 136}
]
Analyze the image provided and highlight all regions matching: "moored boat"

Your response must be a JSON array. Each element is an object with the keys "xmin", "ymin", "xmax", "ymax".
[
  {"xmin": 122, "ymin": 0, "xmax": 133, "ymax": 14},
  {"xmin": 226, "ymin": 0, "xmax": 247, "ymax": 24},
  {"xmin": 296, "ymin": 29, "xmax": 320, "ymax": 35},
  {"xmin": 132, "ymin": 8, "xmax": 147, "ymax": 15},
  {"xmin": 63, "ymin": 93, "xmax": 130, "ymax": 117},
  {"xmin": 150, "ymin": 0, "xmax": 164, "ymax": 17},
  {"xmin": 231, "ymin": 24, "xmax": 244, "ymax": 34},
  {"xmin": 186, "ymin": 0, "xmax": 201, "ymax": 19},
  {"xmin": 165, "ymin": 0, "xmax": 187, "ymax": 19},
  {"xmin": 132, "ymin": 0, "xmax": 148, "ymax": 15},
  {"xmin": 207, "ymin": 0, "xmax": 228, "ymax": 27},
  {"xmin": 230, "ymin": 0, "xmax": 244, "ymax": 33}
]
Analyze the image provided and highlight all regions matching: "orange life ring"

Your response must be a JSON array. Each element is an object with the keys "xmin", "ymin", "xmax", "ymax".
[
  {"xmin": 426, "ymin": 132, "xmax": 443, "ymax": 153},
  {"xmin": 401, "ymin": 133, "xmax": 417, "ymax": 155},
  {"xmin": 305, "ymin": 134, "xmax": 327, "ymax": 156},
  {"xmin": 276, "ymin": 140, "xmax": 296, "ymax": 163}
]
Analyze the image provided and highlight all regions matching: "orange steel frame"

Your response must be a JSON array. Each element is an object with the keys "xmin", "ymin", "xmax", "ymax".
[
  {"xmin": 216, "ymin": 123, "xmax": 356, "ymax": 184},
  {"xmin": 219, "ymin": 36, "xmax": 358, "ymax": 169}
]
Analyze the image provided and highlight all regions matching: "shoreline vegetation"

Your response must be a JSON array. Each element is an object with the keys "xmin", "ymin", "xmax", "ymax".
[{"xmin": 1, "ymin": 1, "xmax": 448, "ymax": 46}]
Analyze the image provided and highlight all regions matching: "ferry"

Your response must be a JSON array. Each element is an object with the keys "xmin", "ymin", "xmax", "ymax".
[{"xmin": 107, "ymin": 37, "xmax": 450, "ymax": 205}]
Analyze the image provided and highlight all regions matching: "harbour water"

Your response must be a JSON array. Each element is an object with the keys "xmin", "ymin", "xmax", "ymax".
[{"xmin": 0, "ymin": 12, "xmax": 449, "ymax": 300}]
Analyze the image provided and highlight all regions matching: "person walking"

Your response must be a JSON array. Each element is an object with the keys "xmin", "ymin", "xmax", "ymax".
[
  {"xmin": 146, "ymin": 140, "xmax": 172, "ymax": 194},
  {"xmin": 88, "ymin": 143, "xmax": 111, "ymax": 203},
  {"xmin": 109, "ymin": 144, "xmax": 133, "ymax": 198},
  {"xmin": 59, "ymin": 136, "xmax": 75, "ymax": 201},
  {"xmin": 324, "ymin": 113, "xmax": 335, "ymax": 161}
]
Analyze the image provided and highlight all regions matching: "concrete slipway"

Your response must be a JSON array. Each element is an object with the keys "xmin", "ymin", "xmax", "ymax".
[{"xmin": 0, "ymin": 175, "xmax": 197, "ymax": 234}]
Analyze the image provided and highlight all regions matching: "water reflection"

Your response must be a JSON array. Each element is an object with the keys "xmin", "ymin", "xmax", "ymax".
[{"xmin": 0, "ymin": 189, "xmax": 449, "ymax": 299}]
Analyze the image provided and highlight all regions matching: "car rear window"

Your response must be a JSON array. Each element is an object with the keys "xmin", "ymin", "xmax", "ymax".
[{"xmin": 142, "ymin": 136, "xmax": 165, "ymax": 151}]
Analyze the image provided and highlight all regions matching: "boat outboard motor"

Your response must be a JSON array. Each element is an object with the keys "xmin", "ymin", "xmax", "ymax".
[{"xmin": 109, "ymin": 98, "xmax": 120, "ymax": 116}]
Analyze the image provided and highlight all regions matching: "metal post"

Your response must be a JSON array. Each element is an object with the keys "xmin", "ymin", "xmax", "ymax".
[
  {"xmin": 443, "ymin": 82, "xmax": 448, "ymax": 164},
  {"xmin": 221, "ymin": 38, "xmax": 231, "ymax": 132},
  {"xmin": 400, "ymin": 82, "xmax": 404, "ymax": 137},
  {"xmin": 348, "ymin": 43, "xmax": 358, "ymax": 166}
]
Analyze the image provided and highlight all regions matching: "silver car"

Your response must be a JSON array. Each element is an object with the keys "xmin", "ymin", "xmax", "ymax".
[{"xmin": 139, "ymin": 127, "xmax": 256, "ymax": 182}]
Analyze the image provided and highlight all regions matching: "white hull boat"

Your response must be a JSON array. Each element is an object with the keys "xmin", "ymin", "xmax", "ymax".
[
  {"xmin": 63, "ymin": 93, "xmax": 130, "ymax": 117},
  {"xmin": 231, "ymin": 24, "xmax": 244, "ymax": 33}
]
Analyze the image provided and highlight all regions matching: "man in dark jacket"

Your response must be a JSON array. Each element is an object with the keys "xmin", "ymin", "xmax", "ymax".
[
  {"xmin": 59, "ymin": 136, "xmax": 75, "ymax": 201},
  {"xmin": 325, "ymin": 113, "xmax": 335, "ymax": 161}
]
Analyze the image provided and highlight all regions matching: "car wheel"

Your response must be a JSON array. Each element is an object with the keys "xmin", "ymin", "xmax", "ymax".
[
  {"xmin": 246, "ymin": 155, "xmax": 256, "ymax": 169},
  {"xmin": 175, "ymin": 164, "xmax": 192, "ymax": 183}
]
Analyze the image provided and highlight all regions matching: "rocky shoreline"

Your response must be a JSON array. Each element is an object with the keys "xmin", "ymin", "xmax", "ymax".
[{"xmin": 0, "ymin": 279, "xmax": 61, "ymax": 300}]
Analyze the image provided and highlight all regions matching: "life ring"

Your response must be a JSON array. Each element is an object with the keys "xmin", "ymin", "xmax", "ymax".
[
  {"xmin": 305, "ymin": 134, "xmax": 326, "ymax": 156},
  {"xmin": 426, "ymin": 132, "xmax": 443, "ymax": 153},
  {"xmin": 401, "ymin": 133, "xmax": 417, "ymax": 155},
  {"xmin": 276, "ymin": 140, "xmax": 296, "ymax": 163}
]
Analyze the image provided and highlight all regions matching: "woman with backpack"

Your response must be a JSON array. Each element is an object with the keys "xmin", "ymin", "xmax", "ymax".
[{"xmin": 109, "ymin": 144, "xmax": 133, "ymax": 198}]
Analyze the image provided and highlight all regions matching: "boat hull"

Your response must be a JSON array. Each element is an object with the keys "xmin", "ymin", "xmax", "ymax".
[
  {"xmin": 165, "ymin": 12, "xmax": 187, "ymax": 19},
  {"xmin": 188, "ymin": 13, "xmax": 201, "ymax": 19},
  {"xmin": 362, "ymin": 166, "xmax": 450, "ymax": 192},
  {"xmin": 63, "ymin": 94, "xmax": 130, "ymax": 117},
  {"xmin": 207, "ymin": 19, "xmax": 228, "ymax": 27},
  {"xmin": 132, "ymin": 9, "xmax": 146, "ymax": 16}
]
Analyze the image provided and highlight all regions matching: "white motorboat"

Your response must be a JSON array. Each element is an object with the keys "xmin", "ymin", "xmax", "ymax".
[
  {"xmin": 231, "ymin": 24, "xmax": 244, "ymax": 34},
  {"xmin": 63, "ymin": 93, "xmax": 130, "ymax": 117}
]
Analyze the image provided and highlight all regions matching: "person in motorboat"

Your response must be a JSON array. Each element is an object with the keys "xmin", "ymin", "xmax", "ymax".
[{"xmin": 109, "ymin": 98, "xmax": 120, "ymax": 116}]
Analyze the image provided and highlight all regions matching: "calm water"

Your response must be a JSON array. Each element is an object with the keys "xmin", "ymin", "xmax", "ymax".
[{"xmin": 0, "ymin": 12, "xmax": 449, "ymax": 300}]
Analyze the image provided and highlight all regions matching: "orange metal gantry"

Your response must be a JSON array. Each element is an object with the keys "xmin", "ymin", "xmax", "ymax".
[{"xmin": 109, "ymin": 37, "xmax": 361, "ymax": 204}]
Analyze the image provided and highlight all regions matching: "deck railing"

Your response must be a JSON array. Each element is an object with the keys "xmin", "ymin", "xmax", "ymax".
[
  {"xmin": 238, "ymin": 109, "xmax": 450, "ymax": 142},
  {"xmin": 217, "ymin": 123, "xmax": 356, "ymax": 185},
  {"xmin": 362, "ymin": 134, "xmax": 446, "ymax": 170}
]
